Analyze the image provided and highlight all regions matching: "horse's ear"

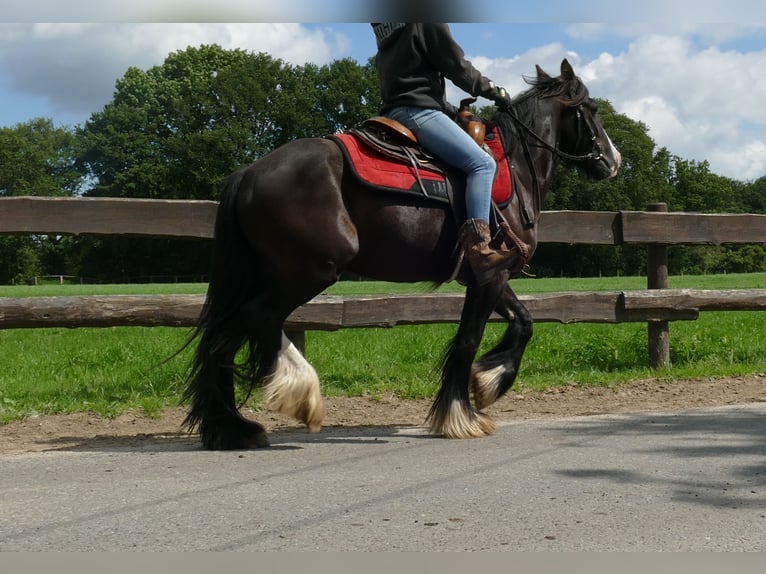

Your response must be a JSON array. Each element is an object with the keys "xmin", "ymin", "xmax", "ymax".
[
  {"xmin": 535, "ymin": 64, "xmax": 550, "ymax": 80},
  {"xmin": 561, "ymin": 58, "xmax": 575, "ymax": 80}
]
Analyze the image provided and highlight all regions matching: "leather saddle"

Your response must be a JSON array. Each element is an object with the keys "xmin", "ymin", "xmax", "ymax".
[
  {"xmin": 349, "ymin": 117, "xmax": 446, "ymax": 176},
  {"xmin": 351, "ymin": 98, "xmax": 488, "ymax": 170}
]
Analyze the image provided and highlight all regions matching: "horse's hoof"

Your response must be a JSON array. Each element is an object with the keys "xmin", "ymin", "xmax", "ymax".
[
  {"xmin": 267, "ymin": 387, "xmax": 325, "ymax": 433},
  {"xmin": 199, "ymin": 418, "xmax": 270, "ymax": 450},
  {"xmin": 428, "ymin": 399, "xmax": 497, "ymax": 439},
  {"xmin": 241, "ymin": 429, "xmax": 271, "ymax": 449}
]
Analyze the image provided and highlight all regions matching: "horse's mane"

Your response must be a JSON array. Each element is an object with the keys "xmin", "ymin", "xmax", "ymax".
[
  {"xmin": 522, "ymin": 70, "xmax": 589, "ymax": 106},
  {"xmin": 491, "ymin": 68, "xmax": 590, "ymax": 153}
]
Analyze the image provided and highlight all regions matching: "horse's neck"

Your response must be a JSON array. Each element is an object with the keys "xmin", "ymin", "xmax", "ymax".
[{"xmin": 508, "ymin": 103, "xmax": 560, "ymax": 219}]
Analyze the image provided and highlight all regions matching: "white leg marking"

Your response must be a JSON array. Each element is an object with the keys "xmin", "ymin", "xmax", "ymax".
[
  {"xmin": 471, "ymin": 364, "xmax": 506, "ymax": 410},
  {"xmin": 263, "ymin": 332, "xmax": 325, "ymax": 432}
]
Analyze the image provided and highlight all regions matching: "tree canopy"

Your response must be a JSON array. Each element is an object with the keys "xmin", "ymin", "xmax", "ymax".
[
  {"xmin": 77, "ymin": 46, "xmax": 380, "ymax": 200},
  {"xmin": 0, "ymin": 118, "xmax": 82, "ymax": 197}
]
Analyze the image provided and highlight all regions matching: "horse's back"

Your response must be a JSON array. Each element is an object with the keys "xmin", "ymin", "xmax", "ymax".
[{"xmin": 237, "ymin": 138, "xmax": 344, "ymax": 204}]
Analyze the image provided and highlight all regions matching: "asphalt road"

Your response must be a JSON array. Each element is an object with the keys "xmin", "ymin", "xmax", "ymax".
[{"xmin": 2, "ymin": 403, "xmax": 765, "ymax": 551}]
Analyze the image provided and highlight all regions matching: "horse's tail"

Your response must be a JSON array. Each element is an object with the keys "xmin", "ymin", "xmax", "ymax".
[{"xmin": 181, "ymin": 168, "xmax": 280, "ymax": 436}]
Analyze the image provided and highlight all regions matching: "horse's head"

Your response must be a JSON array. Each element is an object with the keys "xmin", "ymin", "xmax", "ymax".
[
  {"xmin": 503, "ymin": 59, "xmax": 621, "ymax": 182},
  {"xmin": 539, "ymin": 59, "xmax": 621, "ymax": 180}
]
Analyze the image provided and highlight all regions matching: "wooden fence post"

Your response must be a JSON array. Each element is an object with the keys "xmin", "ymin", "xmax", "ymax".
[{"xmin": 646, "ymin": 202, "xmax": 670, "ymax": 369}]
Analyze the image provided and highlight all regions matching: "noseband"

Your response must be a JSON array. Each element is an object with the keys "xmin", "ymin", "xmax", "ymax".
[{"xmin": 569, "ymin": 104, "xmax": 606, "ymax": 162}]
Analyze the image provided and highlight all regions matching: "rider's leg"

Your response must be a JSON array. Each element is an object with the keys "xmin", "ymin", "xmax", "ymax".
[{"xmin": 385, "ymin": 106, "xmax": 515, "ymax": 284}]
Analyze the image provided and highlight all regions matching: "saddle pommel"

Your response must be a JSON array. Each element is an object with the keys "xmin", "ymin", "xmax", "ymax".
[{"xmin": 457, "ymin": 98, "xmax": 487, "ymax": 147}]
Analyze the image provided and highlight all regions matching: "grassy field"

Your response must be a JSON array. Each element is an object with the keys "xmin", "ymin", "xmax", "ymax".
[{"xmin": 0, "ymin": 273, "xmax": 764, "ymax": 423}]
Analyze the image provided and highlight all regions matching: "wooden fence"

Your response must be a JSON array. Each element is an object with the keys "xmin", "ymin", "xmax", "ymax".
[{"xmin": 1, "ymin": 196, "xmax": 765, "ymax": 368}]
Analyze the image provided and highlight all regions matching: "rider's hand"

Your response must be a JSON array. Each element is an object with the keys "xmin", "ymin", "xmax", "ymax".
[{"xmin": 489, "ymin": 85, "xmax": 511, "ymax": 109}]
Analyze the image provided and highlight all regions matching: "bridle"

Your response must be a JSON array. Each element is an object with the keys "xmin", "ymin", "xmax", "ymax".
[
  {"xmin": 505, "ymin": 98, "xmax": 606, "ymax": 163},
  {"xmin": 568, "ymin": 104, "xmax": 607, "ymax": 163},
  {"xmin": 499, "ymin": 94, "xmax": 606, "ymax": 229}
]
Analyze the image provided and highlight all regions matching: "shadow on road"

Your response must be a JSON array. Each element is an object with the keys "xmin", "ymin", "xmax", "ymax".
[
  {"xmin": 31, "ymin": 423, "xmax": 432, "ymax": 454},
  {"xmin": 547, "ymin": 405, "xmax": 766, "ymax": 510}
]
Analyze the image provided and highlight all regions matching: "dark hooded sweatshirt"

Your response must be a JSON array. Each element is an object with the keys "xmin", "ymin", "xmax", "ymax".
[{"xmin": 372, "ymin": 23, "xmax": 496, "ymax": 116}]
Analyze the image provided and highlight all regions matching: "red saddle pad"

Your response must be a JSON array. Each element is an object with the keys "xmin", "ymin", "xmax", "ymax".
[{"xmin": 335, "ymin": 126, "xmax": 512, "ymax": 205}]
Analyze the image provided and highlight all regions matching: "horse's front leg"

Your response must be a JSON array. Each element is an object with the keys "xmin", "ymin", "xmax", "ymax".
[
  {"xmin": 427, "ymin": 275, "xmax": 506, "ymax": 439},
  {"xmin": 470, "ymin": 284, "xmax": 534, "ymax": 410}
]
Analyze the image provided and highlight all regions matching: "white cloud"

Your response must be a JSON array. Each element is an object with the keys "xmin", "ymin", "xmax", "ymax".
[
  {"xmin": 621, "ymin": 96, "xmax": 685, "ymax": 140},
  {"xmin": 710, "ymin": 139, "xmax": 766, "ymax": 181},
  {"xmin": 6, "ymin": 0, "xmax": 370, "ymax": 23},
  {"xmin": 0, "ymin": 23, "xmax": 350, "ymax": 116},
  {"xmin": 566, "ymin": 22, "xmax": 766, "ymax": 44},
  {"xmin": 587, "ymin": 34, "xmax": 766, "ymax": 180},
  {"xmin": 466, "ymin": 45, "xmax": 583, "ymax": 103},
  {"xmin": 474, "ymin": 31, "xmax": 766, "ymax": 180},
  {"xmin": 1, "ymin": 21, "xmax": 765, "ymax": 180}
]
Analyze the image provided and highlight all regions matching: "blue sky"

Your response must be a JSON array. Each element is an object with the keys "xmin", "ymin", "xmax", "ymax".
[{"xmin": 2, "ymin": 1, "xmax": 766, "ymax": 180}]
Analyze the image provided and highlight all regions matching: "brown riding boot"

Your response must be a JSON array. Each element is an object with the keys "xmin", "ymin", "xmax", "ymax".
[{"xmin": 458, "ymin": 218, "xmax": 516, "ymax": 285}]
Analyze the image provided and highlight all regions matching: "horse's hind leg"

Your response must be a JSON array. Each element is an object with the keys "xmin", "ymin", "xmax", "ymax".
[
  {"xmin": 471, "ymin": 284, "xmax": 534, "ymax": 410},
  {"xmin": 233, "ymin": 137, "xmax": 357, "ymax": 433},
  {"xmin": 184, "ymin": 321, "xmax": 270, "ymax": 450},
  {"xmin": 427, "ymin": 276, "xmax": 507, "ymax": 438},
  {"xmin": 249, "ymin": 252, "xmax": 354, "ymax": 433}
]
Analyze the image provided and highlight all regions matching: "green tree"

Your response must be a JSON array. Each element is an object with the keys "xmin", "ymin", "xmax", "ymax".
[
  {"xmin": 669, "ymin": 157, "xmax": 738, "ymax": 213},
  {"xmin": 314, "ymin": 58, "xmax": 381, "ymax": 134},
  {"xmin": 0, "ymin": 118, "xmax": 82, "ymax": 197},
  {"xmin": 0, "ymin": 118, "xmax": 83, "ymax": 283},
  {"xmin": 78, "ymin": 46, "xmax": 381, "ymax": 202},
  {"xmin": 740, "ymin": 176, "xmax": 766, "ymax": 213},
  {"xmin": 11, "ymin": 241, "xmax": 42, "ymax": 284},
  {"xmin": 78, "ymin": 45, "xmax": 282, "ymax": 200},
  {"xmin": 75, "ymin": 45, "xmax": 283, "ymax": 279}
]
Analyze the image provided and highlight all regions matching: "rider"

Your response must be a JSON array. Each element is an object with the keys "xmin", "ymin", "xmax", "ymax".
[{"xmin": 371, "ymin": 22, "xmax": 515, "ymax": 285}]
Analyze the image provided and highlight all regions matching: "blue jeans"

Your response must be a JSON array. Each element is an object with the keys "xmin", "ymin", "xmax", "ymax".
[{"xmin": 384, "ymin": 106, "xmax": 496, "ymax": 221}]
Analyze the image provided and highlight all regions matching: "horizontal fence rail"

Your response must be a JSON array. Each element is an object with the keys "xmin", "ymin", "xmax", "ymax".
[
  {"xmin": 0, "ymin": 196, "xmax": 218, "ymax": 239},
  {"xmin": 2, "ymin": 289, "xmax": 765, "ymax": 330},
  {"xmin": 2, "ymin": 196, "xmax": 766, "ymax": 245},
  {"xmin": 1, "ymin": 196, "xmax": 765, "ymax": 369}
]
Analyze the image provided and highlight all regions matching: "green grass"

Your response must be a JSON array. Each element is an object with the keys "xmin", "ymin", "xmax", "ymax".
[
  {"xmin": 1, "ymin": 273, "xmax": 764, "ymax": 423},
  {"xmin": 0, "ymin": 327, "xmax": 191, "ymax": 422},
  {"xmin": 0, "ymin": 282, "xmax": 208, "ymax": 297}
]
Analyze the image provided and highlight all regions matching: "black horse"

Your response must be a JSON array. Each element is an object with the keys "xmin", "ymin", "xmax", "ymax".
[{"xmin": 182, "ymin": 59, "xmax": 621, "ymax": 449}]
